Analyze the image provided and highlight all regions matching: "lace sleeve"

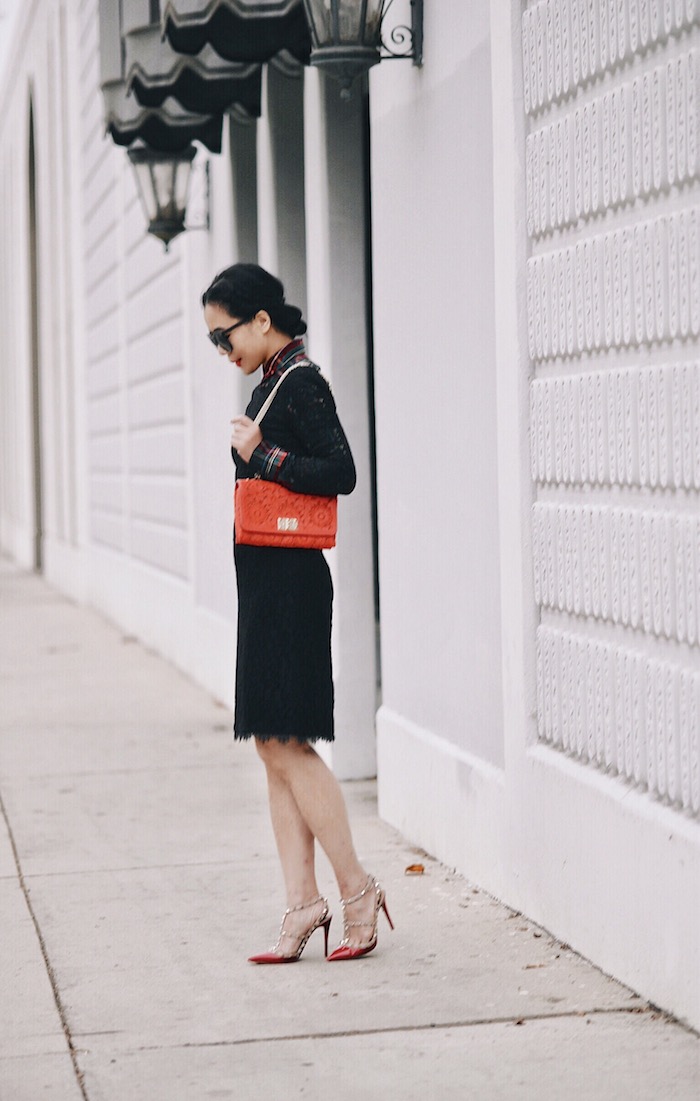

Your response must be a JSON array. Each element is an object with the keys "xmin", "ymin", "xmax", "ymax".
[{"xmin": 247, "ymin": 369, "xmax": 356, "ymax": 496}]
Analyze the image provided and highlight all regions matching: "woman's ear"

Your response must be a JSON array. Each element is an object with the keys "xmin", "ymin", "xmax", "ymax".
[{"xmin": 256, "ymin": 309, "xmax": 272, "ymax": 333}]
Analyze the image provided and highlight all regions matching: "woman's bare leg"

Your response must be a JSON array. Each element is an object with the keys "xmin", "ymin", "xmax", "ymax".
[
  {"xmin": 260, "ymin": 767, "xmax": 330, "ymax": 955},
  {"xmin": 256, "ymin": 738, "xmax": 379, "ymax": 949},
  {"xmin": 266, "ymin": 768, "xmax": 318, "ymax": 905}
]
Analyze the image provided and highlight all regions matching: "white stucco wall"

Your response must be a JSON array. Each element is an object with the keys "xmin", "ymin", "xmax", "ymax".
[
  {"xmin": 371, "ymin": 0, "xmax": 505, "ymax": 770},
  {"xmin": 303, "ymin": 70, "xmax": 378, "ymax": 778},
  {"xmin": 515, "ymin": 0, "xmax": 700, "ymax": 1029},
  {"xmin": 0, "ymin": 1, "xmax": 380, "ymax": 767},
  {"xmin": 373, "ymin": 0, "xmax": 700, "ymax": 1031},
  {"xmin": 75, "ymin": 0, "xmax": 238, "ymax": 700},
  {"xmin": 0, "ymin": 0, "xmax": 242, "ymax": 704},
  {"xmin": 0, "ymin": 0, "xmax": 86, "ymax": 584}
]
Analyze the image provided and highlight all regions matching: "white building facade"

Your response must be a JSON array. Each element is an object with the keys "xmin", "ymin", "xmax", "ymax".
[{"xmin": 1, "ymin": 0, "xmax": 699, "ymax": 1030}]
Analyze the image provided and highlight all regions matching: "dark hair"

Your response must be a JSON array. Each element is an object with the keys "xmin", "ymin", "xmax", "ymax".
[{"xmin": 201, "ymin": 263, "xmax": 307, "ymax": 337}]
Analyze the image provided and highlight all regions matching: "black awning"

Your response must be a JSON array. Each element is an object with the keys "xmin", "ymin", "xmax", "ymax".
[
  {"xmin": 99, "ymin": 0, "xmax": 224, "ymax": 153},
  {"xmin": 124, "ymin": 7, "xmax": 262, "ymax": 118},
  {"xmin": 161, "ymin": 0, "xmax": 311, "ymax": 64},
  {"xmin": 103, "ymin": 86, "xmax": 224, "ymax": 153}
]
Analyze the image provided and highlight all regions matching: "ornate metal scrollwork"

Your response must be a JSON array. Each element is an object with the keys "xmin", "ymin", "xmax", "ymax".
[{"xmin": 379, "ymin": 0, "xmax": 423, "ymax": 65}]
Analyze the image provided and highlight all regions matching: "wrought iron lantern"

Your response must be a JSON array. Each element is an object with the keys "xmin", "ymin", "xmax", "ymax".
[
  {"xmin": 302, "ymin": 0, "xmax": 423, "ymax": 96},
  {"xmin": 127, "ymin": 143, "xmax": 197, "ymax": 250}
]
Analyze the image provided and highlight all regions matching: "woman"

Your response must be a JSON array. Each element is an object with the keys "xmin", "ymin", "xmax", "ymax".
[{"xmin": 203, "ymin": 263, "xmax": 393, "ymax": 963}]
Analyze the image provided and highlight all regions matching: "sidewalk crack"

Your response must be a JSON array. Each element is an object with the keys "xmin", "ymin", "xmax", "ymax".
[
  {"xmin": 108, "ymin": 1004, "xmax": 676, "ymax": 1055},
  {"xmin": 0, "ymin": 789, "xmax": 90, "ymax": 1100}
]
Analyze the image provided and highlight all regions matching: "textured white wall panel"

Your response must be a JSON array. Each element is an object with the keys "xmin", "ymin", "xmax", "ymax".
[
  {"xmin": 127, "ymin": 376, "xmax": 186, "ymax": 431},
  {"xmin": 91, "ymin": 512, "xmax": 124, "ymax": 551},
  {"xmin": 87, "ymin": 352, "xmax": 120, "ymax": 400},
  {"xmin": 531, "ymin": 363, "xmax": 700, "ymax": 488},
  {"xmin": 77, "ymin": 0, "xmax": 190, "ymax": 583},
  {"xmin": 527, "ymin": 211, "xmax": 700, "ymax": 359},
  {"xmin": 128, "ymin": 428, "xmax": 187, "ymax": 476},
  {"xmin": 124, "ymin": 193, "xmax": 149, "ymax": 252},
  {"xmin": 89, "ymin": 502, "xmax": 123, "ymax": 553},
  {"xmin": 534, "ymin": 502, "xmax": 700, "ymax": 643},
  {"xmin": 525, "ymin": 1, "xmax": 700, "ymax": 820},
  {"xmin": 82, "ymin": 134, "xmax": 113, "ymax": 199},
  {"xmin": 130, "ymin": 481, "xmax": 188, "ymax": 529},
  {"xmin": 83, "ymin": 143, "xmax": 113, "ymax": 207},
  {"xmin": 537, "ymin": 624, "xmax": 700, "ymax": 813},
  {"xmin": 126, "ymin": 328, "xmax": 183, "ymax": 387},
  {"xmin": 86, "ymin": 276, "xmax": 120, "ymax": 330},
  {"xmin": 129, "ymin": 521, "xmax": 188, "ymax": 579},
  {"xmin": 526, "ymin": 49, "xmax": 700, "ymax": 233},
  {"xmin": 523, "ymin": 0, "xmax": 700, "ymax": 116},
  {"xmin": 89, "ymin": 434, "xmax": 121, "ymax": 473},
  {"xmin": 89, "ymin": 475, "xmax": 124, "ymax": 514},
  {"xmin": 124, "ymin": 238, "xmax": 179, "ymax": 301},
  {"xmin": 78, "ymin": 1, "xmax": 99, "ymax": 62},
  {"xmin": 125, "ymin": 272, "xmax": 182, "ymax": 342},
  {"xmin": 85, "ymin": 225, "xmax": 120, "ymax": 293},
  {"xmin": 87, "ymin": 391, "xmax": 121, "ymax": 436}
]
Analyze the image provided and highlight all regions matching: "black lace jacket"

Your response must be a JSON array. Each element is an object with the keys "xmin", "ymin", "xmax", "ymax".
[{"xmin": 232, "ymin": 361, "xmax": 356, "ymax": 498}]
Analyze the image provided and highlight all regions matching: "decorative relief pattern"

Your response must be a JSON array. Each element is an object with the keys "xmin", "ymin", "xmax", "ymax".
[
  {"xmin": 537, "ymin": 625, "xmax": 700, "ymax": 814},
  {"xmin": 526, "ymin": 49, "xmax": 700, "ymax": 236},
  {"xmin": 533, "ymin": 503, "xmax": 700, "ymax": 643},
  {"xmin": 525, "ymin": 4, "xmax": 700, "ymax": 819},
  {"xmin": 527, "ymin": 210, "xmax": 700, "ymax": 359},
  {"xmin": 530, "ymin": 364, "xmax": 700, "ymax": 488},
  {"xmin": 523, "ymin": 0, "xmax": 700, "ymax": 116}
]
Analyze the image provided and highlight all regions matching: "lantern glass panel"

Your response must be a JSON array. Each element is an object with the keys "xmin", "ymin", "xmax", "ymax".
[
  {"xmin": 131, "ymin": 152, "xmax": 194, "ymax": 222},
  {"xmin": 304, "ymin": 0, "xmax": 385, "ymax": 48},
  {"xmin": 174, "ymin": 159, "xmax": 192, "ymax": 212},
  {"xmin": 152, "ymin": 160, "xmax": 180, "ymax": 218},
  {"xmin": 131, "ymin": 161, "xmax": 158, "ymax": 222}
]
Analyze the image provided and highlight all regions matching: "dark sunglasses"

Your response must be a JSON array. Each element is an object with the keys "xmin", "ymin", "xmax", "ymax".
[{"xmin": 207, "ymin": 317, "xmax": 251, "ymax": 353}]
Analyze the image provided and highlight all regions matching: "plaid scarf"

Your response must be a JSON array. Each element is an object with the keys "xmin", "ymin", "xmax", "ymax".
[{"xmin": 261, "ymin": 339, "xmax": 306, "ymax": 381}]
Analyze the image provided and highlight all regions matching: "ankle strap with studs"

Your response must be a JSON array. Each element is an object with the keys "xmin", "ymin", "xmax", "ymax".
[{"xmin": 339, "ymin": 875, "xmax": 377, "ymax": 906}]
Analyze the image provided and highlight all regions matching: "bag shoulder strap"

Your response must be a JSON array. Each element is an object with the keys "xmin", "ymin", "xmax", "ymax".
[{"xmin": 253, "ymin": 360, "xmax": 311, "ymax": 426}]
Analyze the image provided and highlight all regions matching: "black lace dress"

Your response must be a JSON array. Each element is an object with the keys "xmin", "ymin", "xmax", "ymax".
[{"xmin": 232, "ymin": 346, "xmax": 356, "ymax": 743}]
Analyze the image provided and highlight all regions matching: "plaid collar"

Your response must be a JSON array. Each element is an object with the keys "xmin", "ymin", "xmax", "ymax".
[{"xmin": 261, "ymin": 339, "xmax": 306, "ymax": 381}]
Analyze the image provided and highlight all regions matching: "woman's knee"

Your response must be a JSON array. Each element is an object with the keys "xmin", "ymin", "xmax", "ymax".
[{"xmin": 255, "ymin": 736, "xmax": 315, "ymax": 773}]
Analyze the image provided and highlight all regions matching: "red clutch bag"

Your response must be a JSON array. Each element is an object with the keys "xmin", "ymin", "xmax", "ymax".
[
  {"xmin": 233, "ymin": 362, "xmax": 338, "ymax": 549},
  {"xmin": 234, "ymin": 480, "xmax": 337, "ymax": 548}
]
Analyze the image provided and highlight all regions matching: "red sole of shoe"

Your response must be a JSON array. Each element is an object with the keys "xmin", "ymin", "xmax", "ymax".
[{"xmin": 247, "ymin": 955, "xmax": 300, "ymax": 964}]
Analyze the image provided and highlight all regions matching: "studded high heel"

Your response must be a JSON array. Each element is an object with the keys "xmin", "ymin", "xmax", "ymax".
[
  {"xmin": 326, "ymin": 875, "xmax": 394, "ymax": 962},
  {"xmin": 248, "ymin": 896, "xmax": 331, "ymax": 964}
]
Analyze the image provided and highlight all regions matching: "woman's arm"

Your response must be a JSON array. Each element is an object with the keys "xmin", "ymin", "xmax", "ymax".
[{"xmin": 245, "ymin": 370, "xmax": 356, "ymax": 496}]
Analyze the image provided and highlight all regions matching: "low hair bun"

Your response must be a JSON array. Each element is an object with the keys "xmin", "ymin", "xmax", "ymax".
[
  {"xmin": 274, "ymin": 303, "xmax": 307, "ymax": 337},
  {"xmin": 202, "ymin": 263, "xmax": 307, "ymax": 338}
]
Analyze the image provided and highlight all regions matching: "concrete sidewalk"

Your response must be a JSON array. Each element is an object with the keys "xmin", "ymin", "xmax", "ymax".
[{"xmin": 1, "ymin": 560, "xmax": 698, "ymax": 1101}]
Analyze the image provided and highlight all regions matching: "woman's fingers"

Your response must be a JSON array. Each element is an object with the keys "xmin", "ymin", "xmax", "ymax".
[{"xmin": 230, "ymin": 415, "xmax": 262, "ymax": 462}]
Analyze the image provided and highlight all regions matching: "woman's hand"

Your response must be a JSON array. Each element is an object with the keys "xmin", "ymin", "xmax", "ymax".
[{"xmin": 230, "ymin": 415, "xmax": 263, "ymax": 463}]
